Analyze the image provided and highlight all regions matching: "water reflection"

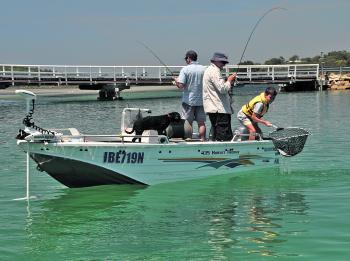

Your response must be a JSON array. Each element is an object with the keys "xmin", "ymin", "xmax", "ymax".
[
  {"xmin": 204, "ymin": 174, "xmax": 310, "ymax": 259},
  {"xmin": 20, "ymin": 172, "xmax": 313, "ymax": 260},
  {"xmin": 207, "ymin": 200, "xmax": 238, "ymax": 261},
  {"xmin": 245, "ymin": 192, "xmax": 308, "ymax": 257}
]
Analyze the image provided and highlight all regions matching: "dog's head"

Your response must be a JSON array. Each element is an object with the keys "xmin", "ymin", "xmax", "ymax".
[{"xmin": 168, "ymin": 112, "xmax": 181, "ymax": 122}]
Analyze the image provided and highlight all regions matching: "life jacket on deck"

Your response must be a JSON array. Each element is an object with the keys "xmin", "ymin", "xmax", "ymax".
[{"xmin": 241, "ymin": 92, "xmax": 269, "ymax": 118}]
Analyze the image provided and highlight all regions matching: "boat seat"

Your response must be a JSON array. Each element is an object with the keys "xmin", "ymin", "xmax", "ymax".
[{"xmin": 141, "ymin": 130, "xmax": 159, "ymax": 143}]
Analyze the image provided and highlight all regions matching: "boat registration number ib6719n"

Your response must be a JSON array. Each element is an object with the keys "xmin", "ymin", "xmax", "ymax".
[{"xmin": 103, "ymin": 151, "xmax": 144, "ymax": 164}]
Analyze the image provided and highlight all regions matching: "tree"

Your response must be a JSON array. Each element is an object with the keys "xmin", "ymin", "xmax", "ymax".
[
  {"xmin": 335, "ymin": 60, "xmax": 347, "ymax": 67},
  {"xmin": 289, "ymin": 55, "xmax": 300, "ymax": 62},
  {"xmin": 301, "ymin": 57, "xmax": 312, "ymax": 63},
  {"xmin": 261, "ymin": 50, "xmax": 350, "ymax": 66},
  {"xmin": 265, "ymin": 56, "xmax": 286, "ymax": 65},
  {"xmin": 238, "ymin": 60, "xmax": 254, "ymax": 65}
]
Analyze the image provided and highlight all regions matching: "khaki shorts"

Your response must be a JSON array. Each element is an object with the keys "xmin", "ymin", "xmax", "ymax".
[
  {"xmin": 181, "ymin": 103, "xmax": 206, "ymax": 123},
  {"xmin": 237, "ymin": 110, "xmax": 261, "ymax": 134},
  {"xmin": 237, "ymin": 110, "xmax": 252, "ymax": 126}
]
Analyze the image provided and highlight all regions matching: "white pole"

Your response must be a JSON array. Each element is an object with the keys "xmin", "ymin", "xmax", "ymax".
[
  {"xmin": 26, "ymin": 151, "xmax": 30, "ymax": 200},
  {"xmin": 13, "ymin": 90, "xmax": 37, "ymax": 201},
  {"xmin": 13, "ymin": 149, "xmax": 32, "ymax": 201}
]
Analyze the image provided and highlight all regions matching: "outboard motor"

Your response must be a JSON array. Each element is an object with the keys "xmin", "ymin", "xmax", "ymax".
[{"xmin": 232, "ymin": 125, "xmax": 250, "ymax": 141}]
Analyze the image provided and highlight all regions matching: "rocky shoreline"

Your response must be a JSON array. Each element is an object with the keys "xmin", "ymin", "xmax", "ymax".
[{"xmin": 327, "ymin": 73, "xmax": 350, "ymax": 90}]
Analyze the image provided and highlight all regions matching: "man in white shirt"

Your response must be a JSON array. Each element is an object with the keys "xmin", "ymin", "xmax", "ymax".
[{"xmin": 203, "ymin": 52, "xmax": 236, "ymax": 141}]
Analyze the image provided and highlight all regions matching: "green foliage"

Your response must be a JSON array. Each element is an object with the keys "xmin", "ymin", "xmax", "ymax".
[
  {"xmin": 265, "ymin": 56, "xmax": 286, "ymax": 65},
  {"xmin": 238, "ymin": 60, "xmax": 255, "ymax": 65},
  {"xmin": 263, "ymin": 50, "xmax": 350, "ymax": 66},
  {"xmin": 289, "ymin": 55, "xmax": 300, "ymax": 62}
]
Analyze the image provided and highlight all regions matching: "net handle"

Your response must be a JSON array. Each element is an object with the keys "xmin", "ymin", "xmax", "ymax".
[{"xmin": 271, "ymin": 124, "xmax": 284, "ymax": 131}]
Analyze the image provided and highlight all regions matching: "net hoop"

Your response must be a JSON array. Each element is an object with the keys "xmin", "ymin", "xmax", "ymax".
[{"xmin": 269, "ymin": 127, "xmax": 310, "ymax": 157}]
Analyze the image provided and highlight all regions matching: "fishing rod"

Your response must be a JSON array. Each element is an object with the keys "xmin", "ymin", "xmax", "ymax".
[
  {"xmin": 136, "ymin": 40, "xmax": 175, "ymax": 77},
  {"xmin": 235, "ymin": 7, "xmax": 287, "ymax": 83}
]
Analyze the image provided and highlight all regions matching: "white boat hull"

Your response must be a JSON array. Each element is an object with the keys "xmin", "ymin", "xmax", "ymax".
[
  {"xmin": 18, "ymin": 139, "xmax": 279, "ymax": 187},
  {"xmin": 15, "ymin": 105, "xmax": 281, "ymax": 188}
]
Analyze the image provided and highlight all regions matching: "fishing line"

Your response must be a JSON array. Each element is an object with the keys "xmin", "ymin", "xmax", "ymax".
[
  {"xmin": 136, "ymin": 40, "xmax": 175, "ymax": 76},
  {"xmin": 235, "ymin": 7, "xmax": 287, "ymax": 81}
]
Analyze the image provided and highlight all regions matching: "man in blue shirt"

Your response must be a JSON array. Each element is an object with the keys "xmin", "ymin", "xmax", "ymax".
[{"xmin": 175, "ymin": 50, "xmax": 206, "ymax": 140}]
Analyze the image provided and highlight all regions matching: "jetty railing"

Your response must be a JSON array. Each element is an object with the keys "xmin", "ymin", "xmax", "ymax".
[
  {"xmin": 226, "ymin": 64, "xmax": 319, "ymax": 84},
  {"xmin": 322, "ymin": 66, "xmax": 350, "ymax": 74},
  {"xmin": 0, "ymin": 63, "xmax": 319, "ymax": 86}
]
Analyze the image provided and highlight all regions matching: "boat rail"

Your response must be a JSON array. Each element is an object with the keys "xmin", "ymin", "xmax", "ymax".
[
  {"xmin": 78, "ymin": 134, "xmax": 169, "ymax": 144},
  {"xmin": 19, "ymin": 123, "xmax": 277, "ymax": 146},
  {"xmin": 232, "ymin": 131, "xmax": 263, "ymax": 141},
  {"xmin": 23, "ymin": 127, "xmax": 268, "ymax": 144},
  {"xmin": 24, "ymin": 132, "xmax": 170, "ymax": 144},
  {"xmin": 41, "ymin": 128, "xmax": 169, "ymax": 144}
]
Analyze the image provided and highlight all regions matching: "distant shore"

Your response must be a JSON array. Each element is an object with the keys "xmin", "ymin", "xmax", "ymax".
[{"xmin": 0, "ymin": 85, "xmax": 178, "ymax": 96}]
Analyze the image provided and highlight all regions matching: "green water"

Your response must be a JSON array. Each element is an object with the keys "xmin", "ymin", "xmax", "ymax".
[{"xmin": 1, "ymin": 87, "xmax": 350, "ymax": 260}]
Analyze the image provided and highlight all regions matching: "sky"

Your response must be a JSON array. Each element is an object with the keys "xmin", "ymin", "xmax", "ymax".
[{"xmin": 0, "ymin": 0, "xmax": 349, "ymax": 66}]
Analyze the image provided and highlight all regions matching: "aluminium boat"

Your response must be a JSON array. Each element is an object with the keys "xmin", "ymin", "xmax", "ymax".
[{"xmin": 15, "ymin": 90, "xmax": 308, "ymax": 188}]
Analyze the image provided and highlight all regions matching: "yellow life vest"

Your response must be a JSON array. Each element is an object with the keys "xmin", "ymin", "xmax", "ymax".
[{"xmin": 241, "ymin": 92, "xmax": 269, "ymax": 118}]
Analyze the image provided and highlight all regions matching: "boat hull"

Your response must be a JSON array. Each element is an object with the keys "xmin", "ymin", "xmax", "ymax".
[
  {"xmin": 31, "ymin": 153, "xmax": 144, "ymax": 187},
  {"xmin": 20, "ymin": 140, "xmax": 280, "ymax": 187}
]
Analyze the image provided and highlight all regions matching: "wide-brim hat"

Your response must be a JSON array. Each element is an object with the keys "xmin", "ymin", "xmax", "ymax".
[{"xmin": 210, "ymin": 52, "xmax": 229, "ymax": 64}]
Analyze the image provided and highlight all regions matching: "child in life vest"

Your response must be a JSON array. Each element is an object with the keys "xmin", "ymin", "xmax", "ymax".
[{"xmin": 237, "ymin": 87, "xmax": 277, "ymax": 140}]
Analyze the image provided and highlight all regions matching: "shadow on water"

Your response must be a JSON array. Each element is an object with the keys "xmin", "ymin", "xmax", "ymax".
[
  {"xmin": 26, "ymin": 184, "xmax": 145, "ymax": 226},
  {"xmin": 34, "ymin": 184, "xmax": 145, "ymax": 211},
  {"xmin": 24, "ymin": 184, "xmax": 145, "ymax": 259}
]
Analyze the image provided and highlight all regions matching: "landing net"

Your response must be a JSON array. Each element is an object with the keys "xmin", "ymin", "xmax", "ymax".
[{"xmin": 269, "ymin": 127, "xmax": 310, "ymax": 157}]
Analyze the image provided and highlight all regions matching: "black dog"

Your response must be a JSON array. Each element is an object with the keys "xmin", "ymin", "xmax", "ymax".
[{"xmin": 125, "ymin": 112, "xmax": 181, "ymax": 142}]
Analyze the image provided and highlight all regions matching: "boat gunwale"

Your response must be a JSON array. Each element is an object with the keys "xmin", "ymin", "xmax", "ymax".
[{"xmin": 18, "ymin": 137, "xmax": 275, "ymax": 147}]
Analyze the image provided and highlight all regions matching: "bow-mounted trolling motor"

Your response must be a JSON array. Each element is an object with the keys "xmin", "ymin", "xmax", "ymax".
[{"xmin": 15, "ymin": 90, "xmax": 56, "ymax": 140}]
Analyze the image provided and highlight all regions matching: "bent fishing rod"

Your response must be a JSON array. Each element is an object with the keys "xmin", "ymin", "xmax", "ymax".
[
  {"xmin": 136, "ymin": 40, "xmax": 175, "ymax": 77},
  {"xmin": 235, "ymin": 7, "xmax": 287, "ymax": 84}
]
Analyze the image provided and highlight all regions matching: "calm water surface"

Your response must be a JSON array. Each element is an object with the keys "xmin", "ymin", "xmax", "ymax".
[{"xmin": 1, "ymin": 87, "xmax": 350, "ymax": 260}]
